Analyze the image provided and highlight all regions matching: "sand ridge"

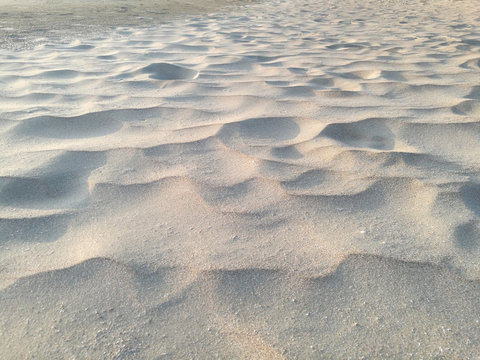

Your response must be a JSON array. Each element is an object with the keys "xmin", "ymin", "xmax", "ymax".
[{"xmin": 1, "ymin": 0, "xmax": 480, "ymax": 357}]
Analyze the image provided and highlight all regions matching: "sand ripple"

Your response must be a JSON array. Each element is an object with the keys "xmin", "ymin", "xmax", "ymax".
[{"xmin": 2, "ymin": 0, "xmax": 480, "ymax": 357}]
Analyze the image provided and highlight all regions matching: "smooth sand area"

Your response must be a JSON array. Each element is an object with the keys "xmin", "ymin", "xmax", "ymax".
[{"xmin": 1, "ymin": 0, "xmax": 480, "ymax": 358}]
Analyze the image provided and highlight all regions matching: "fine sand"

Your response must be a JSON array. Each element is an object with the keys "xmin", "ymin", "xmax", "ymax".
[{"xmin": 1, "ymin": 0, "xmax": 480, "ymax": 358}]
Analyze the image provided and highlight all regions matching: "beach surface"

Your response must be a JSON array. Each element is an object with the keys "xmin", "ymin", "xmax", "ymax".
[{"xmin": 1, "ymin": 0, "xmax": 480, "ymax": 358}]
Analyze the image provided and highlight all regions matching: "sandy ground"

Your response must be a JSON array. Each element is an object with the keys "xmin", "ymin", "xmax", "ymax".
[
  {"xmin": 0, "ymin": 0, "xmax": 257, "ymax": 49},
  {"xmin": 1, "ymin": 0, "xmax": 480, "ymax": 358}
]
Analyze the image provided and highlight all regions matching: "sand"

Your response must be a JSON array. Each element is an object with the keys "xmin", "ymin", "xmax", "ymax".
[{"xmin": 1, "ymin": 0, "xmax": 480, "ymax": 357}]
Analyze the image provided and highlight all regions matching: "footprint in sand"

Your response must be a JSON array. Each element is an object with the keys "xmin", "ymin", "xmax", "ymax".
[
  {"xmin": 454, "ymin": 220, "xmax": 480, "ymax": 251},
  {"xmin": 140, "ymin": 62, "xmax": 198, "ymax": 80},
  {"xmin": 460, "ymin": 182, "xmax": 480, "ymax": 216},
  {"xmin": 218, "ymin": 117, "xmax": 300, "ymax": 145},
  {"xmin": 319, "ymin": 118, "xmax": 395, "ymax": 150},
  {"xmin": 13, "ymin": 113, "xmax": 123, "ymax": 139},
  {"xmin": 0, "ymin": 151, "xmax": 105, "ymax": 209}
]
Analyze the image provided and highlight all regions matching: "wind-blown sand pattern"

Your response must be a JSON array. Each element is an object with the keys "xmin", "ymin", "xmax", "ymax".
[{"xmin": 2, "ymin": 0, "xmax": 480, "ymax": 357}]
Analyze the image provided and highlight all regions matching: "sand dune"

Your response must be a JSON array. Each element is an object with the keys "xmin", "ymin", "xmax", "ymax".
[{"xmin": 2, "ymin": 0, "xmax": 480, "ymax": 357}]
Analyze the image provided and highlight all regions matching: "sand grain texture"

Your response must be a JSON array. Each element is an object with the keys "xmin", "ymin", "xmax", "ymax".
[{"xmin": 1, "ymin": 0, "xmax": 480, "ymax": 357}]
